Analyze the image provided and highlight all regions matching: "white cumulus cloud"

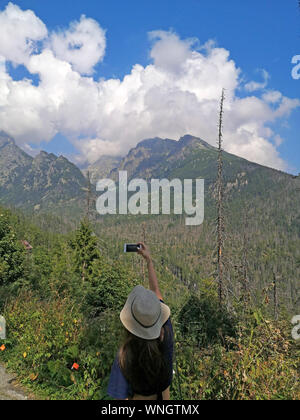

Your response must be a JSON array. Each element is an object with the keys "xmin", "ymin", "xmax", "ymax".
[
  {"xmin": 0, "ymin": 3, "xmax": 299, "ymax": 172},
  {"xmin": 245, "ymin": 69, "xmax": 270, "ymax": 92},
  {"xmin": 49, "ymin": 15, "xmax": 106, "ymax": 75},
  {"xmin": 0, "ymin": 2, "xmax": 47, "ymax": 66}
]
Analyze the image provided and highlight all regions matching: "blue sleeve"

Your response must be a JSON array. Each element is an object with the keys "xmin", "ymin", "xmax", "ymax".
[
  {"xmin": 160, "ymin": 300, "xmax": 174, "ymax": 363},
  {"xmin": 163, "ymin": 318, "xmax": 174, "ymax": 386},
  {"xmin": 107, "ymin": 353, "xmax": 131, "ymax": 399},
  {"xmin": 160, "ymin": 300, "xmax": 174, "ymax": 387},
  {"xmin": 164, "ymin": 318, "xmax": 174, "ymax": 354}
]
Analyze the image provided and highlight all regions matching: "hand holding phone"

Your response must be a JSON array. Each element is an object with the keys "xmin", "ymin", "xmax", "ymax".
[{"xmin": 137, "ymin": 242, "xmax": 151, "ymax": 262}]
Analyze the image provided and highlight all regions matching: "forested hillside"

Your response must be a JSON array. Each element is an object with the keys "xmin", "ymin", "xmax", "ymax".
[{"xmin": 91, "ymin": 135, "xmax": 300, "ymax": 316}]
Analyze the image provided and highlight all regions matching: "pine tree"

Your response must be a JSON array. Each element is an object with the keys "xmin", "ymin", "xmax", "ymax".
[
  {"xmin": 0, "ymin": 212, "xmax": 25, "ymax": 285},
  {"xmin": 70, "ymin": 219, "xmax": 100, "ymax": 282}
]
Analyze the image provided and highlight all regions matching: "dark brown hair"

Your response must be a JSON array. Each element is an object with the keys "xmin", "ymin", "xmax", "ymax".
[{"xmin": 119, "ymin": 326, "xmax": 170, "ymax": 397}]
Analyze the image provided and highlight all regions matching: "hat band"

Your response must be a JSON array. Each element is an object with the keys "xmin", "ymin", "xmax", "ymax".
[{"xmin": 131, "ymin": 297, "xmax": 162, "ymax": 329}]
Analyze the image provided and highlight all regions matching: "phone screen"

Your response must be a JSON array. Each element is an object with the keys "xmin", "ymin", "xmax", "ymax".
[{"xmin": 124, "ymin": 244, "xmax": 141, "ymax": 253}]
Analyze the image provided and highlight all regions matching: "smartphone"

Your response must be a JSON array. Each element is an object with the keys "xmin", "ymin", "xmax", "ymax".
[{"xmin": 124, "ymin": 244, "xmax": 141, "ymax": 253}]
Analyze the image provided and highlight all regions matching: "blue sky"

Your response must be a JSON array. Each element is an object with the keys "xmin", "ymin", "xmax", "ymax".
[{"xmin": 0, "ymin": 0, "xmax": 299, "ymax": 173}]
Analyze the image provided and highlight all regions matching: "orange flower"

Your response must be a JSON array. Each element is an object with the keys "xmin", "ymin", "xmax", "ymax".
[
  {"xmin": 72, "ymin": 363, "xmax": 79, "ymax": 371},
  {"xmin": 29, "ymin": 373, "xmax": 38, "ymax": 381},
  {"xmin": 0, "ymin": 344, "xmax": 5, "ymax": 351}
]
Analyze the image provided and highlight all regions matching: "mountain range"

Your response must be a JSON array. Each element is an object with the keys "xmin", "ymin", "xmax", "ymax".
[
  {"xmin": 0, "ymin": 131, "xmax": 299, "ymax": 225},
  {"xmin": 0, "ymin": 131, "xmax": 88, "ymax": 211},
  {"xmin": 108, "ymin": 134, "xmax": 294, "ymax": 195}
]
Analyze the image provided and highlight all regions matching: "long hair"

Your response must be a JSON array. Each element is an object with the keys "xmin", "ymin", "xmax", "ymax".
[{"xmin": 119, "ymin": 326, "xmax": 171, "ymax": 397}]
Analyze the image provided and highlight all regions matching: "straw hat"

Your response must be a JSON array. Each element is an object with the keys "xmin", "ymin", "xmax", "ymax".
[{"xmin": 120, "ymin": 286, "xmax": 171, "ymax": 340}]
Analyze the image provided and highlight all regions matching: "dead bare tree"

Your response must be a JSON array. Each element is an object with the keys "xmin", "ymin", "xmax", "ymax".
[
  {"xmin": 86, "ymin": 171, "xmax": 92, "ymax": 221},
  {"xmin": 141, "ymin": 222, "xmax": 146, "ymax": 283},
  {"xmin": 241, "ymin": 205, "xmax": 250, "ymax": 302},
  {"xmin": 273, "ymin": 272, "xmax": 279, "ymax": 321},
  {"xmin": 216, "ymin": 89, "xmax": 226, "ymax": 306}
]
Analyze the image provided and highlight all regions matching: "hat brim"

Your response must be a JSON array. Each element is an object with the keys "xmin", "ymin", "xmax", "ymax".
[{"xmin": 120, "ymin": 286, "xmax": 171, "ymax": 340}]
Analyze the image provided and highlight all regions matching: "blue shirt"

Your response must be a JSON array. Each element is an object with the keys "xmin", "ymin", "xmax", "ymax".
[{"xmin": 107, "ymin": 316, "xmax": 174, "ymax": 399}]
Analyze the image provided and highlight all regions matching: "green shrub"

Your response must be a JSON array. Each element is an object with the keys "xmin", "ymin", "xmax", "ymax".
[
  {"xmin": 1, "ymin": 292, "xmax": 83, "ymax": 398},
  {"xmin": 178, "ymin": 280, "xmax": 236, "ymax": 348},
  {"xmin": 172, "ymin": 314, "xmax": 300, "ymax": 400},
  {"xmin": 0, "ymin": 211, "xmax": 25, "ymax": 287},
  {"xmin": 84, "ymin": 258, "xmax": 137, "ymax": 318},
  {"xmin": 0, "ymin": 291, "xmax": 130, "ymax": 400}
]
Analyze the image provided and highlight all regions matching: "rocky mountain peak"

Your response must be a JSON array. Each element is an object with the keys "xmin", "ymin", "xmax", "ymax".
[
  {"xmin": 34, "ymin": 150, "xmax": 57, "ymax": 161},
  {"xmin": 178, "ymin": 134, "xmax": 214, "ymax": 150},
  {"xmin": 0, "ymin": 131, "xmax": 15, "ymax": 148},
  {"xmin": 137, "ymin": 137, "xmax": 176, "ymax": 150}
]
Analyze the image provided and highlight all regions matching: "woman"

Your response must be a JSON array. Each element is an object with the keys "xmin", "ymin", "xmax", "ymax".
[{"xmin": 107, "ymin": 243, "xmax": 174, "ymax": 400}]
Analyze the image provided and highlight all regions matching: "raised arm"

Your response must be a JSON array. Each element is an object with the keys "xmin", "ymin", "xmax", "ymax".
[{"xmin": 138, "ymin": 243, "xmax": 163, "ymax": 301}]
